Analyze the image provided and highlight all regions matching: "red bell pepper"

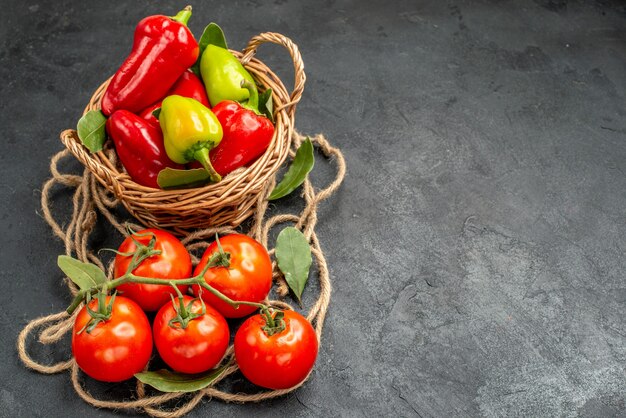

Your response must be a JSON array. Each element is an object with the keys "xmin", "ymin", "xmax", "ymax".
[
  {"xmin": 208, "ymin": 81, "xmax": 275, "ymax": 176},
  {"xmin": 167, "ymin": 71, "xmax": 211, "ymax": 107},
  {"xmin": 101, "ymin": 6, "xmax": 199, "ymax": 116},
  {"xmin": 106, "ymin": 110, "xmax": 183, "ymax": 188},
  {"xmin": 139, "ymin": 71, "xmax": 210, "ymax": 127}
]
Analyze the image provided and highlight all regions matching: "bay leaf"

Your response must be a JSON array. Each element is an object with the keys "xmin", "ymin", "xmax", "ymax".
[
  {"xmin": 57, "ymin": 255, "xmax": 107, "ymax": 291},
  {"xmin": 135, "ymin": 365, "xmax": 228, "ymax": 393},
  {"xmin": 157, "ymin": 167, "xmax": 211, "ymax": 189},
  {"xmin": 77, "ymin": 110, "xmax": 107, "ymax": 152},
  {"xmin": 258, "ymin": 88, "xmax": 274, "ymax": 123},
  {"xmin": 191, "ymin": 23, "xmax": 228, "ymax": 75},
  {"xmin": 268, "ymin": 138, "xmax": 314, "ymax": 200},
  {"xmin": 275, "ymin": 227, "xmax": 312, "ymax": 302}
]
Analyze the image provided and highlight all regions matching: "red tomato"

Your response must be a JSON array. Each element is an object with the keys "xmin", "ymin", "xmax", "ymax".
[
  {"xmin": 72, "ymin": 296, "xmax": 152, "ymax": 382},
  {"xmin": 234, "ymin": 310, "xmax": 318, "ymax": 389},
  {"xmin": 192, "ymin": 234, "xmax": 272, "ymax": 318},
  {"xmin": 114, "ymin": 229, "xmax": 192, "ymax": 312},
  {"xmin": 153, "ymin": 295, "xmax": 230, "ymax": 374}
]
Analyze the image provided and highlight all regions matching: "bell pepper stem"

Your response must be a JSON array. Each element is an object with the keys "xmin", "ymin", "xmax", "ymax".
[
  {"xmin": 194, "ymin": 147, "xmax": 222, "ymax": 182},
  {"xmin": 240, "ymin": 80, "xmax": 260, "ymax": 114},
  {"xmin": 172, "ymin": 6, "xmax": 192, "ymax": 26}
]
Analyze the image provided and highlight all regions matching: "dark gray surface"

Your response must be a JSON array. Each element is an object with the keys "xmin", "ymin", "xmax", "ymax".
[{"xmin": 1, "ymin": 0, "xmax": 625, "ymax": 416}]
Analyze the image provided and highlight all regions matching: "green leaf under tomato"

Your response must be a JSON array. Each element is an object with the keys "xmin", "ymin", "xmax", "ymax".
[
  {"xmin": 258, "ymin": 88, "xmax": 274, "ymax": 123},
  {"xmin": 275, "ymin": 227, "xmax": 312, "ymax": 302},
  {"xmin": 191, "ymin": 23, "xmax": 228, "ymax": 76},
  {"xmin": 135, "ymin": 365, "xmax": 228, "ymax": 393},
  {"xmin": 157, "ymin": 167, "xmax": 212, "ymax": 189},
  {"xmin": 57, "ymin": 255, "xmax": 107, "ymax": 291},
  {"xmin": 77, "ymin": 110, "xmax": 107, "ymax": 152},
  {"xmin": 268, "ymin": 138, "xmax": 314, "ymax": 200}
]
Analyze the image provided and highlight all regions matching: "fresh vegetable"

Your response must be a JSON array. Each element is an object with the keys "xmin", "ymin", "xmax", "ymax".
[
  {"xmin": 159, "ymin": 95, "xmax": 223, "ymax": 182},
  {"xmin": 100, "ymin": 6, "xmax": 199, "ymax": 116},
  {"xmin": 72, "ymin": 295, "xmax": 152, "ymax": 382},
  {"xmin": 64, "ymin": 234, "xmax": 270, "ymax": 319},
  {"xmin": 139, "ymin": 71, "xmax": 210, "ymax": 127},
  {"xmin": 200, "ymin": 43, "xmax": 257, "ymax": 108},
  {"xmin": 63, "ymin": 232, "xmax": 296, "ymax": 386},
  {"xmin": 106, "ymin": 110, "xmax": 183, "ymax": 188},
  {"xmin": 153, "ymin": 295, "xmax": 229, "ymax": 374},
  {"xmin": 114, "ymin": 229, "xmax": 192, "ymax": 312},
  {"xmin": 192, "ymin": 234, "xmax": 272, "ymax": 318},
  {"xmin": 166, "ymin": 71, "xmax": 211, "ymax": 108},
  {"xmin": 234, "ymin": 310, "xmax": 318, "ymax": 389},
  {"xmin": 209, "ymin": 81, "xmax": 275, "ymax": 176}
]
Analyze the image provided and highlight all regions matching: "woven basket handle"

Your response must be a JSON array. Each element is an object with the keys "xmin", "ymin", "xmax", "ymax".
[{"xmin": 240, "ymin": 32, "xmax": 306, "ymax": 115}]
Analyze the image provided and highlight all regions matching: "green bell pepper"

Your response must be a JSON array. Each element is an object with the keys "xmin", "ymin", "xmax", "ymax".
[{"xmin": 200, "ymin": 44, "xmax": 258, "ymax": 110}]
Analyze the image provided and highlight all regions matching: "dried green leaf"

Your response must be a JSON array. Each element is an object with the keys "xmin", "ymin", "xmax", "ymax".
[
  {"xmin": 275, "ymin": 227, "xmax": 312, "ymax": 302},
  {"xmin": 268, "ymin": 138, "xmax": 314, "ymax": 200},
  {"xmin": 77, "ymin": 110, "xmax": 107, "ymax": 152},
  {"xmin": 157, "ymin": 167, "xmax": 211, "ymax": 189},
  {"xmin": 191, "ymin": 23, "xmax": 228, "ymax": 75},
  {"xmin": 258, "ymin": 88, "xmax": 274, "ymax": 123},
  {"xmin": 57, "ymin": 255, "xmax": 107, "ymax": 291},
  {"xmin": 135, "ymin": 365, "xmax": 228, "ymax": 393}
]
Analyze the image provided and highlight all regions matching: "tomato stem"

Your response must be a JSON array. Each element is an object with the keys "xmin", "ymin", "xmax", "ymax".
[
  {"xmin": 78, "ymin": 285, "xmax": 117, "ymax": 334},
  {"xmin": 196, "ymin": 281, "xmax": 267, "ymax": 311},
  {"xmin": 96, "ymin": 284, "xmax": 108, "ymax": 316},
  {"xmin": 210, "ymin": 233, "xmax": 231, "ymax": 268},
  {"xmin": 166, "ymin": 283, "xmax": 207, "ymax": 329},
  {"xmin": 122, "ymin": 230, "xmax": 163, "ymax": 277},
  {"xmin": 261, "ymin": 309, "xmax": 286, "ymax": 336}
]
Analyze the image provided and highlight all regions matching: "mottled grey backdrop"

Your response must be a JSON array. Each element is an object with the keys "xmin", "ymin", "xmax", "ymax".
[{"xmin": 1, "ymin": 0, "xmax": 625, "ymax": 417}]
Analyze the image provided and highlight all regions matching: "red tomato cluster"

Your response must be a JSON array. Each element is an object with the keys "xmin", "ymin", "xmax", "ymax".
[{"xmin": 71, "ymin": 229, "xmax": 318, "ymax": 390}]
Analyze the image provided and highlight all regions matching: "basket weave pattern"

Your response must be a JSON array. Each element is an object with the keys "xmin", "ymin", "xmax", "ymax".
[{"xmin": 60, "ymin": 33, "xmax": 305, "ymax": 235}]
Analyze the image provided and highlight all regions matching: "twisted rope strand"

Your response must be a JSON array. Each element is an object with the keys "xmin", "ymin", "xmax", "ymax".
[{"xmin": 17, "ymin": 311, "xmax": 74, "ymax": 374}]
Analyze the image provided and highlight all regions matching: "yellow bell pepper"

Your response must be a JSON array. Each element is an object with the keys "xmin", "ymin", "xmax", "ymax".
[{"xmin": 159, "ymin": 95, "xmax": 223, "ymax": 182}]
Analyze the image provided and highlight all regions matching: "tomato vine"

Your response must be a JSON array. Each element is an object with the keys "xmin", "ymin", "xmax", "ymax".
[{"xmin": 61, "ymin": 232, "xmax": 284, "ymax": 334}]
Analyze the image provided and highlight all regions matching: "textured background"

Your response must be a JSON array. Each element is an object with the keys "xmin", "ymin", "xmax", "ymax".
[{"xmin": 1, "ymin": 0, "xmax": 625, "ymax": 416}]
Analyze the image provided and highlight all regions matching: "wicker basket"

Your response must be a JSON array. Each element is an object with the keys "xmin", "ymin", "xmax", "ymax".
[{"xmin": 59, "ymin": 32, "xmax": 305, "ymax": 235}]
